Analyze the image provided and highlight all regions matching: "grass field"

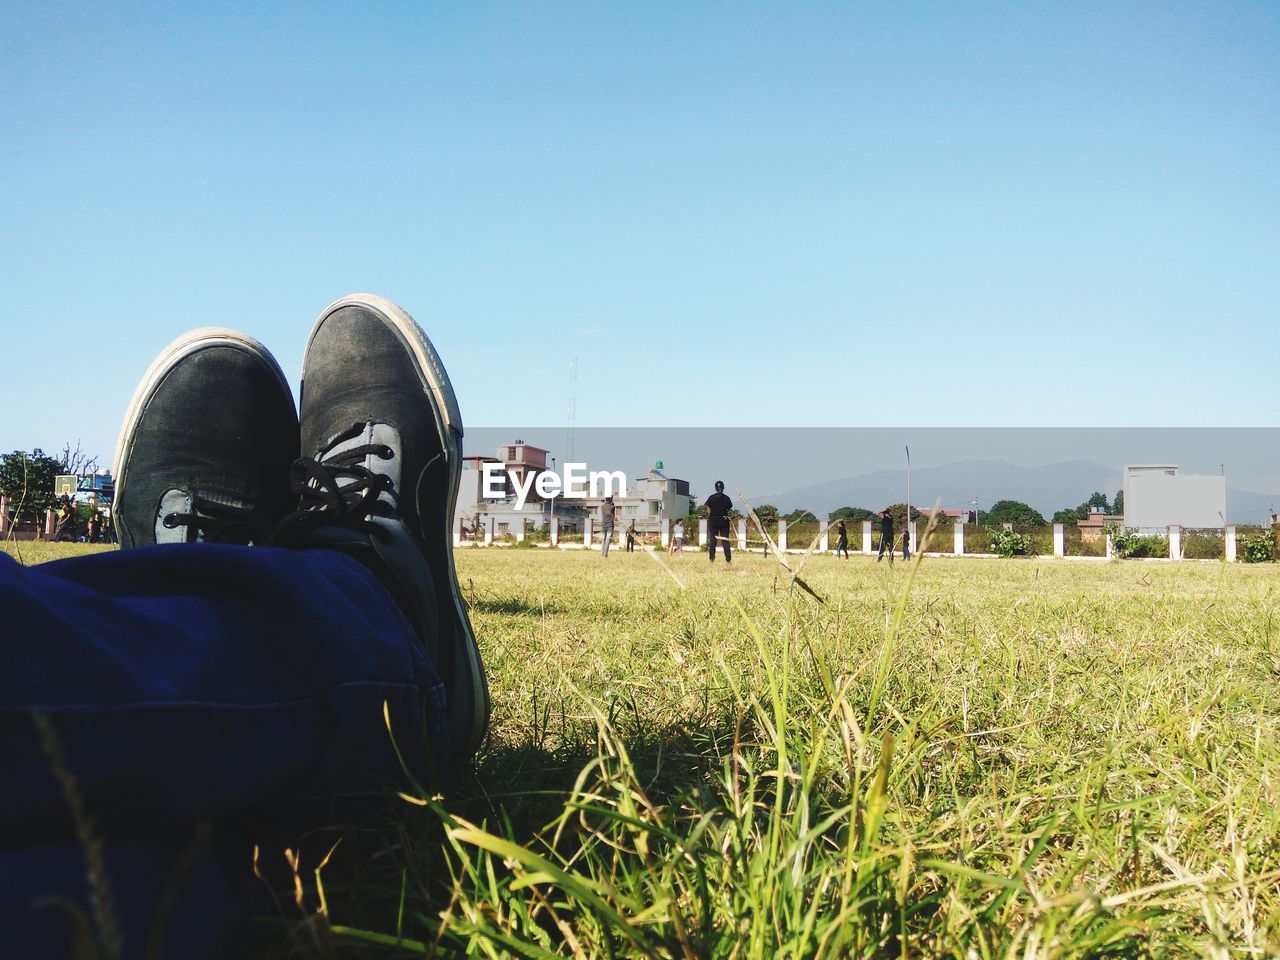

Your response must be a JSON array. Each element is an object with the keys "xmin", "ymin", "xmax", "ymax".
[{"xmin": 10, "ymin": 541, "xmax": 1280, "ymax": 956}]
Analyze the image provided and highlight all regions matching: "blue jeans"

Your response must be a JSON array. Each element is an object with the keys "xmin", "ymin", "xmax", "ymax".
[{"xmin": 0, "ymin": 545, "xmax": 446, "ymax": 959}]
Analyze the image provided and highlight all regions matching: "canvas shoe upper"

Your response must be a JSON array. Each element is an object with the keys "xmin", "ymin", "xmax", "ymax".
[
  {"xmin": 276, "ymin": 294, "xmax": 490, "ymax": 763},
  {"xmin": 113, "ymin": 329, "xmax": 299, "ymax": 548}
]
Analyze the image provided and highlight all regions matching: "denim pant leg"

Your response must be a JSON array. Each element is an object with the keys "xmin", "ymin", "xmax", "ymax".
[{"xmin": 0, "ymin": 545, "xmax": 446, "ymax": 959}]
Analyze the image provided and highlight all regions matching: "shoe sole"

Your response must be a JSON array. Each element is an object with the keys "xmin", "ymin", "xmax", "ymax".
[
  {"xmin": 113, "ymin": 328, "xmax": 292, "ymax": 546},
  {"xmin": 305, "ymin": 294, "xmax": 491, "ymax": 760}
]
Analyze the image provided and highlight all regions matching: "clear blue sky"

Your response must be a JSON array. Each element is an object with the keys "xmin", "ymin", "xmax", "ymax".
[{"xmin": 3, "ymin": 2, "xmax": 1277, "ymax": 468}]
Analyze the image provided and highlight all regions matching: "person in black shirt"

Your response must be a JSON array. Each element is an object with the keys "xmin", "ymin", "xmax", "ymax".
[
  {"xmin": 834, "ymin": 518, "xmax": 849, "ymax": 558},
  {"xmin": 53, "ymin": 497, "xmax": 77, "ymax": 543},
  {"xmin": 876, "ymin": 509, "xmax": 894, "ymax": 563},
  {"xmin": 600, "ymin": 496, "xmax": 617, "ymax": 558},
  {"xmin": 704, "ymin": 481, "xmax": 733, "ymax": 563}
]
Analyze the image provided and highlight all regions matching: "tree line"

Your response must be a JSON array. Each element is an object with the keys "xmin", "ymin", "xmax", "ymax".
[
  {"xmin": 686, "ymin": 492, "xmax": 1125, "ymax": 529},
  {"xmin": 0, "ymin": 445, "xmax": 102, "ymax": 521}
]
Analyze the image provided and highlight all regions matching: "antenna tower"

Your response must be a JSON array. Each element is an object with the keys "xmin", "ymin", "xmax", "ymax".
[{"xmin": 565, "ymin": 356, "xmax": 578, "ymax": 464}]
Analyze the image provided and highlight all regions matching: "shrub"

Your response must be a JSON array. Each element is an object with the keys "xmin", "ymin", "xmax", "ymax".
[
  {"xmin": 1106, "ymin": 524, "xmax": 1168, "ymax": 559},
  {"xmin": 1239, "ymin": 530, "xmax": 1275, "ymax": 563},
  {"xmin": 989, "ymin": 528, "xmax": 1031, "ymax": 557},
  {"xmin": 1016, "ymin": 525, "xmax": 1054, "ymax": 556},
  {"xmin": 1181, "ymin": 530, "xmax": 1224, "ymax": 560},
  {"xmin": 784, "ymin": 521, "xmax": 820, "ymax": 549},
  {"xmin": 965, "ymin": 525, "xmax": 993, "ymax": 554}
]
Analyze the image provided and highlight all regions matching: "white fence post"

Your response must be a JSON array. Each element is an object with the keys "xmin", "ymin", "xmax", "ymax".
[
  {"xmin": 1225, "ymin": 525, "xmax": 1237, "ymax": 563},
  {"xmin": 1105, "ymin": 532, "xmax": 1114, "ymax": 559},
  {"xmin": 515, "ymin": 517, "xmax": 525, "ymax": 542},
  {"xmin": 1053, "ymin": 523, "xmax": 1064, "ymax": 558},
  {"xmin": 954, "ymin": 522, "xmax": 965, "ymax": 555},
  {"xmin": 908, "ymin": 520, "xmax": 917, "ymax": 554},
  {"xmin": 778, "ymin": 519, "xmax": 788, "ymax": 552},
  {"xmin": 483, "ymin": 516, "xmax": 494, "ymax": 546},
  {"xmin": 452, "ymin": 516, "xmax": 462, "ymax": 546},
  {"xmin": 0, "ymin": 495, "xmax": 8, "ymax": 536},
  {"xmin": 550, "ymin": 516, "xmax": 560, "ymax": 547},
  {"xmin": 862, "ymin": 520, "xmax": 873, "ymax": 553},
  {"xmin": 45, "ymin": 508, "xmax": 56, "ymax": 537},
  {"xmin": 698, "ymin": 518, "xmax": 708, "ymax": 548},
  {"xmin": 1169, "ymin": 525, "xmax": 1181, "ymax": 561},
  {"xmin": 660, "ymin": 518, "xmax": 670, "ymax": 548},
  {"xmin": 737, "ymin": 518, "xmax": 747, "ymax": 551},
  {"xmin": 584, "ymin": 517, "xmax": 594, "ymax": 547},
  {"xmin": 819, "ymin": 519, "xmax": 829, "ymax": 553}
]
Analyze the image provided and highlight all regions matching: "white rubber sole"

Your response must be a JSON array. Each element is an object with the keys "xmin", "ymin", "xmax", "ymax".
[
  {"xmin": 112, "ymin": 328, "xmax": 292, "ymax": 529},
  {"xmin": 305, "ymin": 294, "xmax": 490, "ymax": 758}
]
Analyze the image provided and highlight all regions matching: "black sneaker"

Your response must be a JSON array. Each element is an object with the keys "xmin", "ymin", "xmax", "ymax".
[
  {"xmin": 113, "ymin": 329, "xmax": 299, "ymax": 548},
  {"xmin": 278, "ymin": 294, "xmax": 490, "ymax": 763}
]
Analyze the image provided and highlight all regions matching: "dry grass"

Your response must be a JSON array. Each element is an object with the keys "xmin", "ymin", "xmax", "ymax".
[
  {"xmin": 1, "ymin": 541, "xmax": 115, "ymax": 564},
  {"xmin": 347, "ymin": 548, "xmax": 1280, "ymax": 957}
]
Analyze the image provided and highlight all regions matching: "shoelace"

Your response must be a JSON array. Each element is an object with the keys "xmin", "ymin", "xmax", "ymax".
[
  {"xmin": 162, "ymin": 498, "xmax": 260, "ymax": 544},
  {"xmin": 270, "ymin": 425, "xmax": 397, "ymax": 545}
]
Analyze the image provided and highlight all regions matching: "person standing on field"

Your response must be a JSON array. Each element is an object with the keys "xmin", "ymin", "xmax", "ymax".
[
  {"xmin": 876, "ymin": 509, "xmax": 894, "ymax": 563},
  {"xmin": 600, "ymin": 496, "xmax": 616, "ymax": 558},
  {"xmin": 53, "ymin": 497, "xmax": 77, "ymax": 542},
  {"xmin": 670, "ymin": 519, "xmax": 685, "ymax": 554},
  {"xmin": 834, "ymin": 518, "xmax": 849, "ymax": 558},
  {"xmin": 625, "ymin": 520, "xmax": 636, "ymax": 552},
  {"xmin": 705, "ymin": 480, "xmax": 732, "ymax": 564},
  {"xmin": 901, "ymin": 524, "xmax": 911, "ymax": 561}
]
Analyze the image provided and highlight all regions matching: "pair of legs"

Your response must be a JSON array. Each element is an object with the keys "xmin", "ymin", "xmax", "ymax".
[
  {"xmin": 709, "ymin": 522, "xmax": 731, "ymax": 562},
  {"xmin": 1, "ymin": 294, "xmax": 490, "ymax": 959},
  {"xmin": 876, "ymin": 534, "xmax": 894, "ymax": 563},
  {"xmin": 601, "ymin": 525, "xmax": 614, "ymax": 557},
  {"xmin": 836, "ymin": 537, "xmax": 849, "ymax": 558}
]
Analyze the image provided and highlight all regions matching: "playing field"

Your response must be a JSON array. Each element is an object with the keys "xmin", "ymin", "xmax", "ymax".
[
  {"xmin": 10, "ymin": 542, "xmax": 1280, "ymax": 956},
  {"xmin": 440, "ymin": 547, "xmax": 1280, "ymax": 958}
]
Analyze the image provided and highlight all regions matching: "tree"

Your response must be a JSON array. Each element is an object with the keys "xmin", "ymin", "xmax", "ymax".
[
  {"xmin": 752, "ymin": 504, "xmax": 779, "ymax": 525},
  {"xmin": 1112, "ymin": 490, "xmax": 1124, "ymax": 515},
  {"xmin": 784, "ymin": 508, "xmax": 816, "ymax": 523},
  {"xmin": 1052, "ymin": 508, "xmax": 1081, "ymax": 526},
  {"xmin": 983, "ymin": 499, "xmax": 1046, "ymax": 526},
  {"xmin": 1089, "ymin": 491, "xmax": 1111, "ymax": 512},
  {"xmin": 829, "ymin": 506, "xmax": 874, "ymax": 523},
  {"xmin": 60, "ymin": 439, "xmax": 99, "ymax": 476},
  {"xmin": 0, "ymin": 449, "xmax": 62, "ymax": 519}
]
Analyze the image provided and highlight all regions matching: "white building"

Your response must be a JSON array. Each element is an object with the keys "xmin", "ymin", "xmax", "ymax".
[
  {"xmin": 456, "ymin": 443, "xmax": 584, "ymax": 536},
  {"xmin": 574, "ymin": 464, "xmax": 695, "ymax": 533},
  {"xmin": 1123, "ymin": 464, "xmax": 1227, "ymax": 534}
]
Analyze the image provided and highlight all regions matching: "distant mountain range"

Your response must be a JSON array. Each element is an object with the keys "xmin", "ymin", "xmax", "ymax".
[{"xmin": 759, "ymin": 459, "xmax": 1278, "ymax": 524}]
